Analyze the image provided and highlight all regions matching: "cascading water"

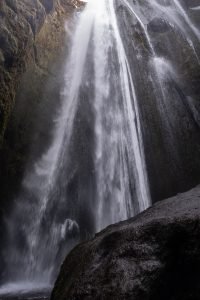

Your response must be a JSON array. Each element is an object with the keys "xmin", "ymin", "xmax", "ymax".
[
  {"xmin": 1, "ymin": 0, "xmax": 151, "ymax": 293},
  {"xmin": 93, "ymin": 0, "xmax": 150, "ymax": 230},
  {"xmin": 1, "ymin": 0, "xmax": 200, "ymax": 297}
]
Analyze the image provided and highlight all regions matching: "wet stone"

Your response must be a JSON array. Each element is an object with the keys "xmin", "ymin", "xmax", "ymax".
[{"xmin": 147, "ymin": 18, "xmax": 170, "ymax": 34}]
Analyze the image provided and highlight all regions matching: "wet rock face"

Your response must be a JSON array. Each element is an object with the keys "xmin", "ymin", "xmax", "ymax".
[
  {"xmin": 0, "ymin": 0, "xmax": 79, "ymax": 272},
  {"xmin": 147, "ymin": 18, "xmax": 170, "ymax": 33},
  {"xmin": 51, "ymin": 185, "xmax": 200, "ymax": 300},
  {"xmin": 0, "ymin": 0, "xmax": 82, "ymax": 203},
  {"xmin": 184, "ymin": 0, "xmax": 200, "ymax": 9},
  {"xmin": 40, "ymin": 0, "xmax": 54, "ymax": 13},
  {"xmin": 115, "ymin": 0, "xmax": 200, "ymax": 202},
  {"xmin": 0, "ymin": 0, "xmax": 32, "ymax": 138},
  {"xmin": 0, "ymin": 0, "xmax": 79, "ymax": 140}
]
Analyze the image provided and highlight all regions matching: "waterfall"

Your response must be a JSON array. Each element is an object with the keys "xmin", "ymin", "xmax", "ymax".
[
  {"xmin": 93, "ymin": 0, "xmax": 150, "ymax": 230},
  {"xmin": 1, "ymin": 0, "xmax": 200, "ymax": 296},
  {"xmin": 1, "ymin": 0, "xmax": 151, "ymax": 292}
]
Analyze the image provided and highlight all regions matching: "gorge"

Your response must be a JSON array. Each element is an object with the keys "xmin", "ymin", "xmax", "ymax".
[{"xmin": 0, "ymin": 0, "xmax": 200, "ymax": 299}]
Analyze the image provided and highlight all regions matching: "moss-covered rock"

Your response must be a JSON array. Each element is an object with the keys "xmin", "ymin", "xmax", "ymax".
[{"xmin": 0, "ymin": 0, "xmax": 83, "ymax": 141}]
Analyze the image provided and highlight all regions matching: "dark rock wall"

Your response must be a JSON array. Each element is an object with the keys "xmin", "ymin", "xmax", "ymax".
[
  {"xmin": 0, "ymin": 0, "xmax": 81, "ymax": 276},
  {"xmin": 0, "ymin": 0, "xmax": 80, "ymax": 141},
  {"xmin": 115, "ymin": 0, "xmax": 200, "ymax": 202},
  {"xmin": 0, "ymin": 0, "xmax": 80, "ymax": 210}
]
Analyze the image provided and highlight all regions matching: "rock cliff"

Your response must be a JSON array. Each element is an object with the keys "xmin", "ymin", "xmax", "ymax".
[
  {"xmin": 116, "ymin": 0, "xmax": 200, "ymax": 201},
  {"xmin": 51, "ymin": 185, "xmax": 200, "ymax": 300},
  {"xmin": 0, "ymin": 0, "xmax": 81, "ymax": 141},
  {"xmin": 0, "ymin": 0, "xmax": 82, "ymax": 273},
  {"xmin": 0, "ymin": 0, "xmax": 85, "ymax": 211}
]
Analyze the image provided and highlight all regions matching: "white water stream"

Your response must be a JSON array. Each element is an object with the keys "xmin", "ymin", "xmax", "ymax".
[{"xmin": 1, "ymin": 0, "xmax": 200, "ymax": 296}]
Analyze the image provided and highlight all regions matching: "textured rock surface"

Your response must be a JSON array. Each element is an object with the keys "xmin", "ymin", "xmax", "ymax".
[
  {"xmin": 116, "ymin": 0, "xmax": 200, "ymax": 202},
  {"xmin": 0, "ymin": 0, "xmax": 81, "ymax": 140},
  {"xmin": 51, "ymin": 185, "xmax": 200, "ymax": 300},
  {"xmin": 0, "ymin": 0, "xmax": 82, "ymax": 211},
  {"xmin": 0, "ymin": 0, "xmax": 82, "ymax": 273}
]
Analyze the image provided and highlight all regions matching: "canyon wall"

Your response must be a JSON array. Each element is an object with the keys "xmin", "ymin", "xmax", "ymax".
[
  {"xmin": 0, "ymin": 0, "xmax": 83, "ymax": 209},
  {"xmin": 0, "ymin": 1, "xmax": 81, "ymax": 275},
  {"xmin": 0, "ymin": 0, "xmax": 82, "ymax": 140}
]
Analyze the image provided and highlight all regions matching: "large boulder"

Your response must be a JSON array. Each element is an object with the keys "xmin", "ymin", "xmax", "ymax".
[{"xmin": 51, "ymin": 185, "xmax": 200, "ymax": 300}]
